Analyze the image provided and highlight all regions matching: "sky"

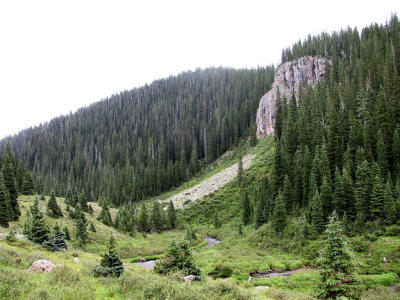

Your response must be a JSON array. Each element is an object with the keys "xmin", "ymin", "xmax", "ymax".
[{"xmin": 0, "ymin": 1, "xmax": 399, "ymax": 139}]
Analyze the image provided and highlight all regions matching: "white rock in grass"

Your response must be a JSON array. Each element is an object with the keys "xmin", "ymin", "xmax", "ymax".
[
  {"xmin": 255, "ymin": 286, "xmax": 270, "ymax": 290},
  {"xmin": 74, "ymin": 257, "xmax": 81, "ymax": 264},
  {"xmin": 28, "ymin": 260, "xmax": 56, "ymax": 273},
  {"xmin": 184, "ymin": 275, "xmax": 196, "ymax": 283}
]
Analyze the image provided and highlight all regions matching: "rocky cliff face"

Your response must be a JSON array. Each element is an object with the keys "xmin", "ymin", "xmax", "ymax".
[{"xmin": 256, "ymin": 56, "xmax": 328, "ymax": 138}]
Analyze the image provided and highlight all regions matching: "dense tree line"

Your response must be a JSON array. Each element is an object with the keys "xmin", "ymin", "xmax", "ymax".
[
  {"xmin": 0, "ymin": 67, "xmax": 274, "ymax": 206},
  {"xmin": 254, "ymin": 15, "xmax": 400, "ymax": 233}
]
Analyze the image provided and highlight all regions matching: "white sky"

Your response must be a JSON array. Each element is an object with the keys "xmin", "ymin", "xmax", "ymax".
[{"xmin": 0, "ymin": 0, "xmax": 399, "ymax": 139}]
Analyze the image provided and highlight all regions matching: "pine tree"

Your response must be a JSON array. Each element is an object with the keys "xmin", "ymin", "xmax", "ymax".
[
  {"xmin": 237, "ymin": 152, "xmax": 244, "ymax": 188},
  {"xmin": 74, "ymin": 204, "xmax": 88, "ymax": 249},
  {"xmin": 21, "ymin": 171, "xmax": 35, "ymax": 195},
  {"xmin": 0, "ymin": 178, "xmax": 10, "ymax": 228},
  {"xmin": 94, "ymin": 234, "xmax": 124, "ymax": 277},
  {"xmin": 383, "ymin": 181, "xmax": 397, "ymax": 225},
  {"xmin": 167, "ymin": 200, "xmax": 177, "ymax": 229},
  {"xmin": 255, "ymin": 198, "xmax": 265, "ymax": 229},
  {"xmin": 282, "ymin": 175, "xmax": 294, "ymax": 212},
  {"xmin": 46, "ymin": 190, "xmax": 63, "ymax": 218},
  {"xmin": 370, "ymin": 174, "xmax": 385, "ymax": 221},
  {"xmin": 319, "ymin": 214, "xmax": 360, "ymax": 299},
  {"xmin": 213, "ymin": 212, "xmax": 221, "ymax": 229},
  {"xmin": 26, "ymin": 198, "xmax": 50, "ymax": 244},
  {"xmin": 320, "ymin": 177, "xmax": 333, "ymax": 221},
  {"xmin": 65, "ymin": 186, "xmax": 73, "ymax": 205},
  {"xmin": 272, "ymin": 193, "xmax": 287, "ymax": 233},
  {"xmin": 392, "ymin": 126, "xmax": 400, "ymax": 177},
  {"xmin": 152, "ymin": 201, "xmax": 162, "ymax": 232},
  {"xmin": 43, "ymin": 224, "xmax": 68, "ymax": 251},
  {"xmin": 310, "ymin": 191, "xmax": 324, "ymax": 233},
  {"xmin": 355, "ymin": 160, "xmax": 372, "ymax": 220},
  {"xmin": 2, "ymin": 144, "xmax": 19, "ymax": 220},
  {"xmin": 79, "ymin": 189, "xmax": 88, "ymax": 212},
  {"xmin": 242, "ymin": 191, "xmax": 251, "ymax": 225},
  {"xmin": 98, "ymin": 203, "xmax": 113, "ymax": 226},
  {"xmin": 90, "ymin": 222, "xmax": 96, "ymax": 232},
  {"xmin": 333, "ymin": 169, "xmax": 346, "ymax": 216},
  {"xmin": 376, "ymin": 130, "xmax": 389, "ymax": 177},
  {"xmin": 342, "ymin": 168, "xmax": 356, "ymax": 220},
  {"xmin": 138, "ymin": 203, "xmax": 149, "ymax": 232}
]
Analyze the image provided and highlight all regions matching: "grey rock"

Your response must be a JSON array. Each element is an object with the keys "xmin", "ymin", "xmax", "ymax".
[
  {"xmin": 255, "ymin": 285, "xmax": 270, "ymax": 290},
  {"xmin": 28, "ymin": 260, "xmax": 56, "ymax": 273},
  {"xmin": 256, "ymin": 56, "xmax": 329, "ymax": 138},
  {"xmin": 74, "ymin": 257, "xmax": 81, "ymax": 264},
  {"xmin": 184, "ymin": 275, "xmax": 197, "ymax": 283}
]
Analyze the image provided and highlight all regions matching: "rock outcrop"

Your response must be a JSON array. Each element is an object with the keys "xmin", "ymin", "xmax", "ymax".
[{"xmin": 256, "ymin": 56, "xmax": 329, "ymax": 138}]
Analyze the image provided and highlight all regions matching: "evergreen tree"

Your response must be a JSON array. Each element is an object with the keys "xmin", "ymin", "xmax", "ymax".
[
  {"xmin": 167, "ymin": 200, "xmax": 177, "ymax": 229},
  {"xmin": 237, "ymin": 152, "xmax": 244, "ymax": 188},
  {"xmin": 79, "ymin": 189, "xmax": 88, "ymax": 212},
  {"xmin": 333, "ymin": 169, "xmax": 346, "ymax": 216},
  {"xmin": 43, "ymin": 224, "xmax": 68, "ymax": 251},
  {"xmin": 319, "ymin": 214, "xmax": 360, "ymax": 299},
  {"xmin": 0, "ymin": 178, "xmax": 10, "ymax": 227},
  {"xmin": 376, "ymin": 130, "xmax": 389, "ymax": 177},
  {"xmin": 370, "ymin": 174, "xmax": 385, "ymax": 221},
  {"xmin": 26, "ymin": 198, "xmax": 50, "ymax": 244},
  {"xmin": 383, "ymin": 181, "xmax": 397, "ymax": 225},
  {"xmin": 310, "ymin": 191, "xmax": 324, "ymax": 233},
  {"xmin": 355, "ymin": 160, "xmax": 372, "ymax": 220},
  {"xmin": 138, "ymin": 203, "xmax": 149, "ymax": 232},
  {"xmin": 151, "ymin": 201, "xmax": 162, "ymax": 232},
  {"xmin": 94, "ymin": 234, "xmax": 124, "ymax": 277},
  {"xmin": 282, "ymin": 175, "xmax": 294, "ymax": 212},
  {"xmin": 46, "ymin": 190, "xmax": 63, "ymax": 218},
  {"xmin": 255, "ymin": 197, "xmax": 265, "ymax": 229},
  {"xmin": 21, "ymin": 171, "xmax": 35, "ymax": 195},
  {"xmin": 342, "ymin": 169, "xmax": 356, "ymax": 220},
  {"xmin": 272, "ymin": 193, "xmax": 287, "ymax": 233},
  {"xmin": 90, "ymin": 222, "xmax": 96, "ymax": 232},
  {"xmin": 2, "ymin": 144, "xmax": 19, "ymax": 220},
  {"xmin": 65, "ymin": 186, "xmax": 73, "ymax": 205},
  {"xmin": 242, "ymin": 191, "xmax": 251, "ymax": 225},
  {"xmin": 98, "ymin": 203, "xmax": 113, "ymax": 226},
  {"xmin": 74, "ymin": 204, "xmax": 88, "ymax": 249},
  {"xmin": 213, "ymin": 212, "xmax": 221, "ymax": 229},
  {"xmin": 320, "ymin": 177, "xmax": 333, "ymax": 221},
  {"xmin": 5, "ymin": 227, "xmax": 16, "ymax": 243}
]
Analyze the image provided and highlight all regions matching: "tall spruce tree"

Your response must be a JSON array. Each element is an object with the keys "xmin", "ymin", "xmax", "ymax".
[
  {"xmin": 2, "ymin": 144, "xmax": 19, "ymax": 220},
  {"xmin": 282, "ymin": 175, "xmax": 294, "ymax": 212},
  {"xmin": 370, "ymin": 174, "xmax": 385, "ymax": 221},
  {"xmin": 355, "ymin": 160, "xmax": 372, "ymax": 220},
  {"xmin": 152, "ymin": 201, "xmax": 162, "ymax": 232},
  {"xmin": 319, "ymin": 214, "xmax": 360, "ymax": 299},
  {"xmin": 272, "ymin": 193, "xmax": 287, "ymax": 233},
  {"xmin": 26, "ymin": 197, "xmax": 50, "ymax": 244},
  {"xmin": 242, "ymin": 191, "xmax": 251, "ymax": 225},
  {"xmin": 43, "ymin": 224, "xmax": 68, "ymax": 251},
  {"xmin": 167, "ymin": 200, "xmax": 177, "ymax": 229},
  {"xmin": 310, "ymin": 191, "xmax": 324, "ymax": 233},
  {"xmin": 98, "ymin": 203, "xmax": 113, "ymax": 226},
  {"xmin": 0, "ymin": 178, "xmax": 10, "ymax": 227},
  {"xmin": 138, "ymin": 203, "xmax": 149, "ymax": 232},
  {"xmin": 383, "ymin": 181, "xmax": 397, "ymax": 225},
  {"xmin": 320, "ymin": 177, "xmax": 333, "ymax": 221},
  {"xmin": 46, "ymin": 190, "xmax": 63, "ymax": 218},
  {"xmin": 74, "ymin": 204, "xmax": 88, "ymax": 249}
]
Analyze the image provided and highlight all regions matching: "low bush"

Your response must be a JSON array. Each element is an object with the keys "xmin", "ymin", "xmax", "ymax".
[{"xmin": 208, "ymin": 264, "xmax": 233, "ymax": 278}]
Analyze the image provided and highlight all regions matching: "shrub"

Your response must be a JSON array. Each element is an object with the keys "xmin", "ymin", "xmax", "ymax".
[
  {"xmin": 5, "ymin": 228, "xmax": 17, "ymax": 243},
  {"xmin": 384, "ymin": 225, "xmax": 400, "ymax": 236},
  {"xmin": 351, "ymin": 236, "xmax": 370, "ymax": 253},
  {"xmin": 208, "ymin": 264, "xmax": 233, "ymax": 278},
  {"xmin": 94, "ymin": 234, "xmax": 124, "ymax": 277},
  {"xmin": 365, "ymin": 233, "xmax": 378, "ymax": 242},
  {"xmin": 154, "ymin": 240, "xmax": 201, "ymax": 276}
]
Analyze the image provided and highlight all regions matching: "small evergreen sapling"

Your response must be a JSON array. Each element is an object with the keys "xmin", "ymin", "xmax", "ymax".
[
  {"xmin": 94, "ymin": 234, "xmax": 124, "ymax": 277},
  {"xmin": 46, "ymin": 191, "xmax": 63, "ymax": 218}
]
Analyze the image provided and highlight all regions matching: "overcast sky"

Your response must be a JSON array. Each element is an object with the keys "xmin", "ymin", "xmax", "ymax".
[{"xmin": 0, "ymin": 1, "xmax": 399, "ymax": 139}]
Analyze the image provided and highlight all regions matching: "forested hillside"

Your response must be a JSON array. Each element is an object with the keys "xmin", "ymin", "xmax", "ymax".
[
  {"xmin": 0, "ymin": 67, "xmax": 274, "ymax": 206},
  {"xmin": 270, "ymin": 15, "xmax": 400, "ymax": 230}
]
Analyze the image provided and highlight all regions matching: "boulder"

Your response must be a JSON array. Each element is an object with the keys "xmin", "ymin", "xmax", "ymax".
[
  {"xmin": 255, "ymin": 285, "xmax": 270, "ymax": 290},
  {"xmin": 74, "ymin": 257, "xmax": 81, "ymax": 264},
  {"xmin": 184, "ymin": 275, "xmax": 197, "ymax": 283},
  {"xmin": 28, "ymin": 260, "xmax": 56, "ymax": 273},
  {"xmin": 139, "ymin": 257, "xmax": 146, "ymax": 262}
]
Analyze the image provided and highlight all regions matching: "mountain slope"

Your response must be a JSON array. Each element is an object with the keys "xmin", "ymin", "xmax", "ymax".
[{"xmin": 0, "ymin": 67, "xmax": 274, "ymax": 206}]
